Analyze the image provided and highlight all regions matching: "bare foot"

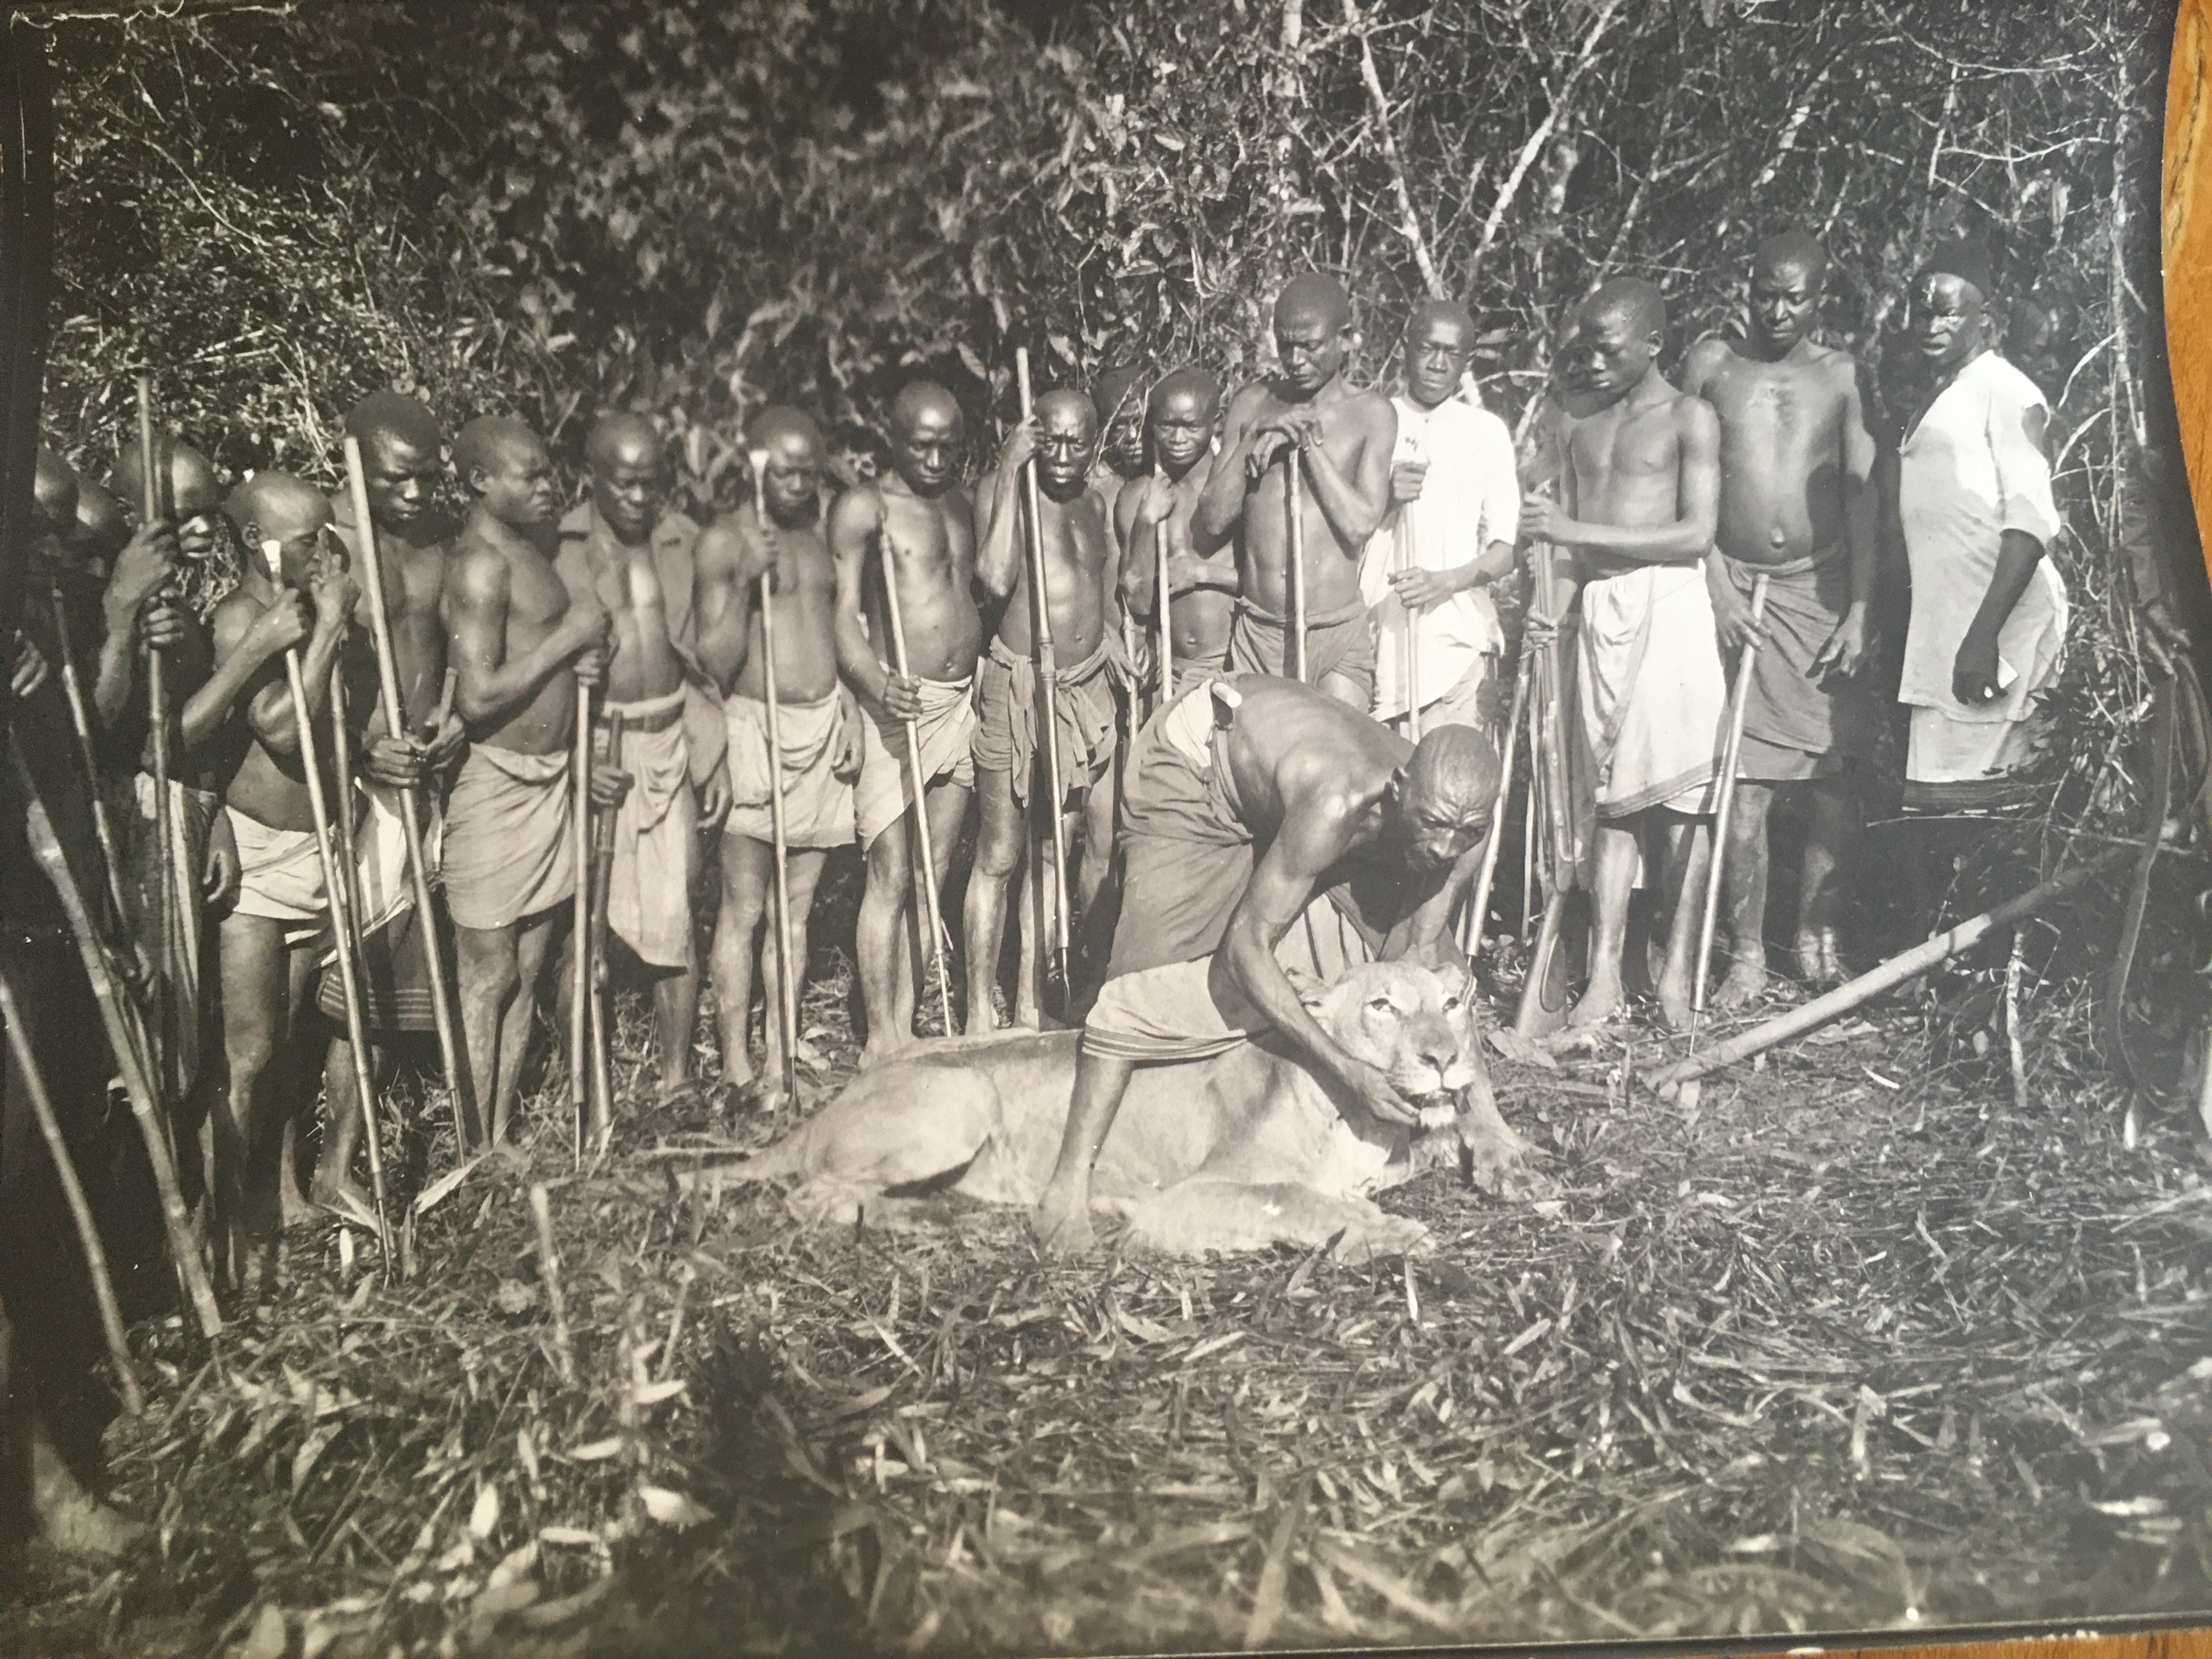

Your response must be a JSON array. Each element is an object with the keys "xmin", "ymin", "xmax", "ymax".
[
  {"xmin": 1567, "ymin": 969, "xmax": 1625, "ymax": 1030},
  {"xmin": 32, "ymin": 1442, "xmax": 145, "ymax": 1561},
  {"xmin": 1712, "ymin": 956, "xmax": 1767, "ymax": 1012},
  {"xmin": 1655, "ymin": 965, "xmax": 1692, "ymax": 1031},
  {"xmin": 859, "ymin": 1031, "xmax": 912, "ymax": 1069},
  {"xmin": 1032, "ymin": 1180, "xmax": 1098, "ymax": 1258},
  {"xmin": 1795, "ymin": 928, "xmax": 1846, "ymax": 988}
]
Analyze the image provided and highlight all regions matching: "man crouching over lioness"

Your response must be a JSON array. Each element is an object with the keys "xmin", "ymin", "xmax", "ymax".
[{"xmin": 1034, "ymin": 674, "xmax": 1497, "ymax": 1255}]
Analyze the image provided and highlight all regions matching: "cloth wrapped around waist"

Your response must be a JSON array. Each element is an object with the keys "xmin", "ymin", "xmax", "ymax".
[
  {"xmin": 855, "ymin": 673, "xmax": 977, "ymax": 847},
  {"xmin": 1107, "ymin": 680, "xmax": 1251, "ymax": 980},
  {"xmin": 726, "ymin": 686, "xmax": 855, "ymax": 850},
  {"xmin": 597, "ymin": 687, "xmax": 695, "ymax": 969},
  {"xmin": 1717, "ymin": 548, "xmax": 1877, "ymax": 780},
  {"xmin": 442, "ymin": 743, "xmax": 575, "ymax": 930},
  {"xmin": 1576, "ymin": 564, "xmax": 1725, "ymax": 818},
  {"xmin": 1226, "ymin": 596, "xmax": 1376, "ymax": 695},
  {"xmin": 973, "ymin": 630, "xmax": 1126, "ymax": 806}
]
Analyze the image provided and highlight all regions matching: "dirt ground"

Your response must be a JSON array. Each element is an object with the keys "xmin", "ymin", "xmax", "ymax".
[{"xmin": 7, "ymin": 857, "xmax": 2212, "ymax": 1657}]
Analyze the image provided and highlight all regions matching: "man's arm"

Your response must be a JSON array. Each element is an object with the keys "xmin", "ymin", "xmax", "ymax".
[
  {"xmin": 445, "ymin": 550, "xmax": 590, "ymax": 730},
  {"xmin": 91, "ymin": 521, "xmax": 177, "ymax": 728},
  {"xmin": 1284, "ymin": 394, "xmax": 1396, "ymax": 555},
  {"xmin": 1525, "ymin": 397, "xmax": 1720, "ymax": 563},
  {"xmin": 240, "ymin": 578, "xmax": 348, "ymax": 759},
  {"xmin": 182, "ymin": 591, "xmax": 306, "ymax": 750},
  {"xmin": 828, "ymin": 488, "xmax": 894, "ymax": 712},
  {"xmin": 1810, "ymin": 356, "xmax": 1880, "ymax": 676},
  {"xmin": 1193, "ymin": 388, "xmax": 1264, "ymax": 550},
  {"xmin": 974, "ymin": 424, "xmax": 1036, "ymax": 603},
  {"xmin": 1953, "ymin": 392, "xmax": 2058, "ymax": 706},
  {"xmin": 692, "ymin": 517, "xmax": 760, "ymax": 693},
  {"xmin": 1215, "ymin": 786, "xmax": 1419, "ymax": 1126}
]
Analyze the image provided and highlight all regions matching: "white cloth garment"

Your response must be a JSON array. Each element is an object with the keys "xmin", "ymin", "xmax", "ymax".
[
  {"xmin": 1362, "ymin": 395, "xmax": 1520, "ymax": 723},
  {"xmin": 1897, "ymin": 350, "xmax": 2068, "ymax": 763}
]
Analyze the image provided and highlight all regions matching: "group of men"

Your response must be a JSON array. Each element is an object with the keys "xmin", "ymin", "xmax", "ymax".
[{"xmin": 1, "ymin": 227, "xmax": 2066, "ymax": 1348}]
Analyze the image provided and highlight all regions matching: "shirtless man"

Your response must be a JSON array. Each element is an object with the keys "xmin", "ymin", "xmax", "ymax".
[
  {"xmin": 201, "ymin": 474, "xmax": 387, "ymax": 1284},
  {"xmin": 831, "ymin": 382, "xmax": 981, "ymax": 1063},
  {"xmin": 1196, "ymin": 274, "xmax": 1396, "ymax": 709},
  {"xmin": 1522, "ymin": 279, "xmax": 1725, "ymax": 1031},
  {"xmin": 699, "ymin": 407, "xmax": 856, "ymax": 1102},
  {"xmin": 1683, "ymin": 233, "xmax": 1877, "ymax": 998},
  {"xmin": 1086, "ymin": 364, "xmax": 1150, "ymax": 526},
  {"xmin": 442, "ymin": 416, "xmax": 624, "ymax": 1145},
  {"xmin": 312, "ymin": 393, "xmax": 470, "ymax": 1217},
  {"xmin": 1032, "ymin": 678, "xmax": 1497, "ymax": 1256},
  {"xmin": 558, "ymin": 413, "xmax": 710, "ymax": 1114},
  {"xmin": 1119, "ymin": 368, "xmax": 1234, "ymax": 696},
  {"xmin": 971, "ymin": 388, "xmax": 1122, "ymax": 1029}
]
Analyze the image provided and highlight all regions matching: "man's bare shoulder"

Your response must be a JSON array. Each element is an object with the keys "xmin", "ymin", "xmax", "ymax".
[
  {"xmin": 827, "ymin": 481, "xmax": 885, "ymax": 542},
  {"xmin": 1803, "ymin": 339, "xmax": 1866, "ymax": 388},
  {"xmin": 1221, "ymin": 380, "xmax": 1275, "ymax": 428},
  {"xmin": 445, "ymin": 534, "xmax": 515, "ymax": 605},
  {"xmin": 1341, "ymin": 386, "xmax": 1397, "ymax": 431},
  {"xmin": 1664, "ymin": 385, "xmax": 1722, "ymax": 443},
  {"xmin": 208, "ymin": 588, "xmax": 261, "ymax": 657},
  {"xmin": 692, "ymin": 514, "xmax": 748, "ymax": 576},
  {"xmin": 1681, "ymin": 334, "xmax": 1735, "ymax": 389}
]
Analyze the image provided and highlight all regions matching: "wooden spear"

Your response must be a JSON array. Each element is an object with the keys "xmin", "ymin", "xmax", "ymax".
[
  {"xmin": 877, "ymin": 533, "xmax": 956, "ymax": 1037},
  {"xmin": 587, "ymin": 710, "xmax": 624, "ymax": 1147},
  {"xmin": 259, "ymin": 538, "xmax": 390, "ymax": 1261},
  {"xmin": 134, "ymin": 377, "xmax": 184, "ymax": 1036},
  {"xmin": 1284, "ymin": 444, "xmax": 1308, "ymax": 684},
  {"xmin": 569, "ymin": 674, "xmax": 593, "ymax": 1167},
  {"xmin": 0, "ymin": 962, "xmax": 143, "ymax": 1414},
  {"xmin": 1692, "ymin": 573, "xmax": 1769, "ymax": 1018},
  {"xmin": 48, "ymin": 582, "xmax": 134, "ymax": 937},
  {"xmin": 341, "ymin": 437, "xmax": 473, "ymax": 1148},
  {"xmin": 1460, "ymin": 644, "xmax": 1531, "ymax": 956},
  {"xmin": 750, "ymin": 449, "xmax": 803, "ymax": 1101},
  {"xmin": 1013, "ymin": 347, "xmax": 1073, "ymax": 1011},
  {"xmin": 13, "ymin": 754, "xmax": 219, "ymax": 1336},
  {"xmin": 1649, "ymin": 849, "xmax": 2131, "ymax": 1103}
]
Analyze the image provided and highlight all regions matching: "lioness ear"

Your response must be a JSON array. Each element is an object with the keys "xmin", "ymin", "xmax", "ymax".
[{"xmin": 1282, "ymin": 963, "xmax": 1328, "ymax": 1011}]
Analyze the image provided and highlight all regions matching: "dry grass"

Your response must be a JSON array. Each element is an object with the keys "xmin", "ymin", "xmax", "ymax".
[{"xmin": 8, "ymin": 937, "xmax": 2212, "ymax": 1658}]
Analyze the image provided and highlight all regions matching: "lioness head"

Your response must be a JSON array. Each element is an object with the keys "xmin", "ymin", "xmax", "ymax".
[{"xmin": 1300, "ymin": 960, "xmax": 1480, "ymax": 1115}]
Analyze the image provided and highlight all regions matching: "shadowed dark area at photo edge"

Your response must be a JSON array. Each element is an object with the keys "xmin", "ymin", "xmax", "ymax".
[{"xmin": 6, "ymin": 1, "xmax": 2212, "ymax": 1657}]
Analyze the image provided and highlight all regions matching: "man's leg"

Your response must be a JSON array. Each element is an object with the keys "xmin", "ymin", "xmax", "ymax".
[
  {"xmin": 1033, "ymin": 1045, "xmax": 1138, "ymax": 1257},
  {"xmin": 1566, "ymin": 822, "xmax": 1639, "ymax": 1029},
  {"xmin": 855, "ymin": 815, "xmax": 917, "ymax": 1065},
  {"xmin": 211, "ymin": 910, "xmax": 288, "ymax": 1286},
  {"xmin": 762, "ymin": 849, "xmax": 830, "ymax": 1084},
  {"xmin": 1078, "ymin": 761, "xmax": 1116, "ymax": 917},
  {"xmin": 1714, "ymin": 781, "xmax": 1776, "ymax": 1009},
  {"xmin": 311, "ymin": 1028, "xmax": 381, "ymax": 1221},
  {"xmin": 1796, "ymin": 771, "xmax": 1859, "ymax": 985},
  {"xmin": 919, "ymin": 778, "xmax": 969, "ymax": 1030},
  {"xmin": 270, "ymin": 943, "xmax": 326, "ymax": 1231},
  {"xmin": 1317, "ymin": 668, "xmax": 1367, "ymax": 710},
  {"xmin": 651, "ymin": 945, "xmax": 701, "ymax": 1097},
  {"xmin": 710, "ymin": 832, "xmax": 772, "ymax": 1090},
  {"xmin": 964, "ymin": 764, "xmax": 1023, "ymax": 1035},
  {"xmin": 494, "ymin": 913, "xmax": 558, "ymax": 1143},
  {"xmin": 453, "ymin": 922, "xmax": 522, "ymax": 1144},
  {"xmin": 1653, "ymin": 811, "xmax": 1713, "ymax": 1030}
]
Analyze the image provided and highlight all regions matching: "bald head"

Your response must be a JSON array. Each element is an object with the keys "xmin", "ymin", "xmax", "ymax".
[
  {"xmin": 226, "ymin": 471, "xmax": 330, "ymax": 542},
  {"xmin": 346, "ymin": 390, "xmax": 444, "ymax": 457},
  {"xmin": 745, "ymin": 404, "xmax": 823, "ymax": 456},
  {"xmin": 453, "ymin": 416, "xmax": 546, "ymax": 493},
  {"xmin": 72, "ymin": 479, "xmax": 129, "ymax": 565},
  {"xmin": 1581, "ymin": 278, "xmax": 1667, "ymax": 338},
  {"xmin": 1146, "ymin": 366, "xmax": 1221, "ymax": 475},
  {"xmin": 1397, "ymin": 724, "xmax": 1500, "ymax": 869},
  {"xmin": 584, "ymin": 410, "xmax": 662, "ymax": 473},
  {"xmin": 1403, "ymin": 300, "xmax": 1479, "ymax": 409},
  {"xmin": 112, "ymin": 437, "xmax": 221, "ymax": 523},
  {"xmin": 1149, "ymin": 365, "xmax": 1221, "ymax": 421},
  {"xmin": 1275, "ymin": 273, "xmax": 1354, "ymax": 333},
  {"xmin": 1753, "ymin": 230, "xmax": 1828, "ymax": 285},
  {"xmin": 33, "ymin": 445, "xmax": 78, "ymax": 535},
  {"xmin": 1032, "ymin": 387, "xmax": 1098, "ymax": 437},
  {"xmin": 887, "ymin": 380, "xmax": 963, "ymax": 494},
  {"xmin": 1406, "ymin": 298, "xmax": 1476, "ymax": 345}
]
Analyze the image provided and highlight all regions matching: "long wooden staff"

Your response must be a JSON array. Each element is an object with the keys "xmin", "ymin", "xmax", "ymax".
[
  {"xmin": 1396, "ymin": 427, "xmax": 1423, "ymax": 737},
  {"xmin": 1692, "ymin": 572, "xmax": 1770, "ymax": 1018},
  {"xmin": 1013, "ymin": 347, "xmax": 1073, "ymax": 1007},
  {"xmin": 1513, "ymin": 531, "xmax": 1582, "ymax": 1040},
  {"xmin": 12, "ymin": 754, "xmax": 219, "ymax": 1336},
  {"xmin": 341, "ymin": 438, "xmax": 472, "ymax": 1147},
  {"xmin": 1651, "ymin": 848, "xmax": 2132, "ymax": 1101},
  {"xmin": 135, "ymin": 377, "xmax": 184, "ymax": 1019},
  {"xmin": 587, "ymin": 710, "xmax": 623, "ymax": 1146},
  {"xmin": 0, "ymin": 962, "xmax": 143, "ymax": 1413},
  {"xmin": 1154, "ymin": 495, "xmax": 1174, "ymax": 712},
  {"xmin": 259, "ymin": 539, "xmax": 390, "ymax": 1261},
  {"xmin": 48, "ymin": 582, "xmax": 134, "ymax": 937},
  {"xmin": 1284, "ymin": 444, "xmax": 1308, "ymax": 684},
  {"xmin": 1460, "ymin": 644, "xmax": 1531, "ymax": 956},
  {"xmin": 877, "ymin": 535, "xmax": 956, "ymax": 1037},
  {"xmin": 569, "ymin": 669, "xmax": 592, "ymax": 1164},
  {"xmin": 749, "ymin": 453, "xmax": 802, "ymax": 1102}
]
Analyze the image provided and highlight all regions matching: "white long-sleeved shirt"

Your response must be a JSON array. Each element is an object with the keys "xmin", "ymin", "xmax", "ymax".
[{"xmin": 1362, "ymin": 394, "xmax": 1520, "ymax": 721}]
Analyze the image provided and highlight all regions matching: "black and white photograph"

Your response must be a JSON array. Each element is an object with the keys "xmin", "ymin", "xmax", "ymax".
[{"xmin": 1, "ymin": 0, "xmax": 2209, "ymax": 1654}]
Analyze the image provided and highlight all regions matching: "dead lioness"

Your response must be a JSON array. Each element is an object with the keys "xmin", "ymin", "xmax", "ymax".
[{"xmin": 716, "ymin": 960, "xmax": 1550, "ymax": 1260}]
